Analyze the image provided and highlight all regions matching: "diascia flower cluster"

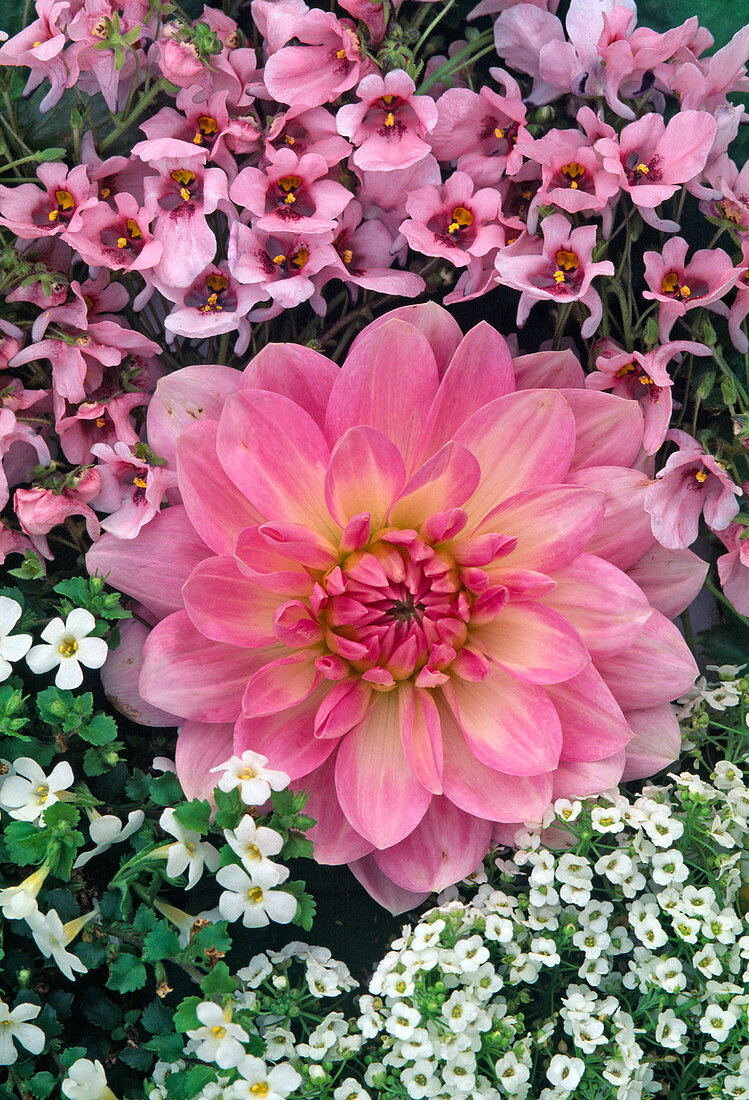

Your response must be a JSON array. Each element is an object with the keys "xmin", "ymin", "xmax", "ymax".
[{"xmin": 88, "ymin": 301, "xmax": 702, "ymax": 907}]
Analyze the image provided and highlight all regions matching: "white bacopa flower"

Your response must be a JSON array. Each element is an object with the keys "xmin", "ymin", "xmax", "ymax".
[
  {"xmin": 0, "ymin": 596, "xmax": 32, "ymax": 681},
  {"xmin": 546, "ymin": 1054, "xmax": 585, "ymax": 1090},
  {"xmin": 216, "ymin": 862, "xmax": 297, "ymax": 928},
  {"xmin": 61, "ymin": 1057, "xmax": 117, "ymax": 1099},
  {"xmin": 73, "ymin": 810, "xmax": 145, "ymax": 869},
  {"xmin": 0, "ymin": 756, "xmax": 74, "ymax": 822},
  {"xmin": 210, "ymin": 750, "xmax": 289, "ymax": 805},
  {"xmin": 158, "ymin": 807, "xmax": 221, "ymax": 889},
  {"xmin": 0, "ymin": 864, "xmax": 50, "ymax": 922},
  {"xmin": 26, "ymin": 608, "xmax": 108, "ymax": 689},
  {"xmin": 186, "ymin": 1002, "xmax": 249, "ymax": 1069},
  {"xmin": 224, "ymin": 815, "xmax": 285, "ymax": 880},
  {"xmin": 26, "ymin": 908, "xmax": 93, "ymax": 981},
  {"xmin": 0, "ymin": 1000, "xmax": 45, "ymax": 1065},
  {"xmin": 236, "ymin": 1057, "xmax": 301, "ymax": 1100}
]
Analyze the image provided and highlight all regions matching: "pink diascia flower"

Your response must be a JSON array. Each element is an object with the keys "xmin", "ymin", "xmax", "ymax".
[{"xmin": 88, "ymin": 305, "xmax": 700, "ymax": 910}]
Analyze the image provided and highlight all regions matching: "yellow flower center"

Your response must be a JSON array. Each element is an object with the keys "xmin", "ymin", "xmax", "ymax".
[
  {"xmin": 249, "ymin": 886, "xmax": 264, "ymax": 902},
  {"xmin": 171, "ymin": 169, "xmax": 196, "ymax": 202},
  {"xmin": 49, "ymin": 190, "xmax": 74, "ymax": 222},
  {"xmin": 615, "ymin": 362, "xmax": 636, "ymax": 378},
  {"xmin": 279, "ymin": 175, "xmax": 302, "ymax": 204},
  {"xmin": 695, "ymin": 469, "xmax": 708, "ymax": 483},
  {"xmin": 562, "ymin": 162, "xmax": 585, "ymax": 190},
  {"xmin": 246, "ymin": 844, "xmax": 261, "ymax": 860},
  {"xmin": 447, "ymin": 206, "xmax": 474, "ymax": 235},
  {"xmin": 250, "ymin": 1085, "xmax": 269, "ymax": 1097},
  {"xmin": 58, "ymin": 637, "xmax": 79, "ymax": 658},
  {"xmin": 211, "ymin": 1025, "xmax": 226, "ymax": 1037}
]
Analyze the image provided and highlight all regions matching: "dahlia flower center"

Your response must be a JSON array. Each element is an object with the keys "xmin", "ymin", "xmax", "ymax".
[{"xmin": 321, "ymin": 536, "xmax": 470, "ymax": 685}]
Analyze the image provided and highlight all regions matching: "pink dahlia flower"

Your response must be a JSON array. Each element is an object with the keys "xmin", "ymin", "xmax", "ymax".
[{"xmin": 88, "ymin": 305, "xmax": 700, "ymax": 909}]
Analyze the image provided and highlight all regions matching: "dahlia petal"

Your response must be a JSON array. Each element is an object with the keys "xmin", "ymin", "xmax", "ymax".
[
  {"xmin": 327, "ymin": 320, "xmax": 440, "ymax": 471},
  {"xmin": 595, "ymin": 611, "xmax": 698, "ymax": 710},
  {"xmin": 183, "ymin": 556, "xmax": 283, "ymax": 648},
  {"xmin": 389, "ymin": 442, "xmax": 481, "ymax": 528},
  {"xmin": 545, "ymin": 664, "xmax": 632, "ymax": 762},
  {"xmin": 239, "ymin": 342, "xmax": 339, "ymax": 430},
  {"xmin": 314, "ymin": 678, "xmax": 372, "ymax": 739},
  {"xmin": 349, "ymin": 854, "xmax": 430, "ymax": 914},
  {"xmin": 472, "ymin": 602, "xmax": 590, "ymax": 684},
  {"xmin": 454, "ymin": 390, "xmax": 576, "ymax": 525},
  {"xmin": 325, "ymin": 426, "xmax": 405, "ymax": 528},
  {"xmin": 372, "ymin": 796, "xmax": 491, "ymax": 893},
  {"xmin": 217, "ymin": 389, "xmax": 336, "ymax": 537},
  {"xmin": 439, "ymin": 698, "xmax": 552, "ymax": 822},
  {"xmin": 446, "ymin": 670, "xmax": 562, "ymax": 775},
  {"xmin": 335, "ymin": 689, "xmax": 432, "ymax": 849},
  {"xmin": 234, "ymin": 685, "xmax": 337, "ymax": 780},
  {"xmin": 626, "ymin": 544, "xmax": 708, "ymax": 619},
  {"xmin": 475, "ymin": 485, "xmax": 605, "ymax": 572},
  {"xmin": 621, "ymin": 702, "xmax": 682, "ymax": 780},
  {"xmin": 296, "ymin": 753, "xmax": 375, "ymax": 864},
  {"xmin": 551, "ymin": 752, "xmax": 626, "ymax": 799},
  {"xmin": 541, "ymin": 553, "xmax": 652, "ymax": 657},
  {"xmin": 100, "ymin": 618, "xmax": 179, "ymax": 727},
  {"xmin": 423, "ymin": 322, "xmax": 515, "ymax": 455},
  {"xmin": 567, "ymin": 466, "xmax": 655, "ymax": 570},
  {"xmin": 147, "ymin": 363, "xmax": 243, "ymax": 466},
  {"xmin": 86, "ymin": 506, "xmax": 210, "ymax": 619},
  {"xmin": 175, "ymin": 720, "xmax": 235, "ymax": 801},
  {"xmin": 490, "ymin": 569, "xmax": 557, "ymax": 599},
  {"xmin": 273, "ymin": 600, "xmax": 324, "ymax": 647},
  {"xmin": 234, "ymin": 526, "xmax": 331, "ymax": 583},
  {"xmin": 177, "ymin": 420, "xmax": 263, "ymax": 555},
  {"xmin": 140, "ymin": 611, "xmax": 269, "ymax": 722},
  {"xmin": 348, "ymin": 302, "xmax": 462, "ymax": 376},
  {"xmin": 512, "ymin": 349, "xmax": 585, "ymax": 389},
  {"xmin": 242, "ymin": 650, "xmax": 322, "ymax": 718},
  {"xmin": 564, "ymin": 389, "xmax": 644, "ymax": 473},
  {"xmin": 398, "ymin": 685, "xmax": 443, "ymax": 794}
]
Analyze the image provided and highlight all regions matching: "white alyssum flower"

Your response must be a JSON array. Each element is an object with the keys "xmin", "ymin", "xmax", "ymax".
[
  {"xmin": 61, "ymin": 1057, "xmax": 117, "ymax": 1099},
  {"xmin": 655, "ymin": 1009, "xmax": 688, "ymax": 1050},
  {"xmin": 0, "ymin": 596, "xmax": 32, "ymax": 681},
  {"xmin": 216, "ymin": 862, "xmax": 297, "ymax": 928},
  {"xmin": 26, "ymin": 608, "xmax": 108, "ymax": 689},
  {"xmin": 0, "ymin": 1000, "xmax": 45, "ymax": 1065},
  {"xmin": 0, "ymin": 756, "xmax": 74, "ymax": 822},
  {"xmin": 73, "ymin": 810, "xmax": 145, "ymax": 868},
  {"xmin": 700, "ymin": 1004, "xmax": 738, "ymax": 1041},
  {"xmin": 332, "ymin": 1078, "xmax": 371, "ymax": 1100},
  {"xmin": 185, "ymin": 1002, "xmax": 249, "ymax": 1069},
  {"xmin": 210, "ymin": 750, "xmax": 289, "ymax": 805},
  {"xmin": 158, "ymin": 808, "xmax": 220, "ymax": 888},
  {"xmin": 546, "ymin": 1054, "xmax": 585, "ymax": 1090}
]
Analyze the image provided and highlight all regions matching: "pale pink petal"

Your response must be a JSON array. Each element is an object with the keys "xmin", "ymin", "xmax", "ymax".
[
  {"xmin": 551, "ymin": 752, "xmax": 626, "ymax": 799},
  {"xmin": 399, "ymin": 685, "xmax": 443, "ymax": 795},
  {"xmin": 446, "ymin": 670, "xmax": 562, "ymax": 775},
  {"xmin": 326, "ymin": 320, "xmax": 440, "ymax": 471},
  {"xmin": 454, "ymin": 390, "xmax": 576, "ymax": 525},
  {"xmin": 372, "ymin": 796, "xmax": 491, "ymax": 893},
  {"xmin": 86, "ymin": 507, "xmax": 210, "ymax": 620},
  {"xmin": 314, "ymin": 678, "xmax": 372, "ymax": 739},
  {"xmin": 183, "ymin": 556, "xmax": 285, "ymax": 647},
  {"xmin": 301, "ymin": 754, "xmax": 376, "ymax": 864},
  {"xmin": 471, "ymin": 601, "xmax": 590, "ymax": 684},
  {"xmin": 621, "ymin": 702, "xmax": 681, "ymax": 780},
  {"xmin": 234, "ymin": 685, "xmax": 337, "ymax": 780},
  {"xmin": 324, "ymin": 426, "xmax": 405, "ymax": 529},
  {"xmin": 626, "ymin": 544, "xmax": 708, "ymax": 619},
  {"xmin": 240, "ymin": 342, "xmax": 339, "ymax": 430},
  {"xmin": 563, "ymin": 390, "xmax": 644, "ymax": 473},
  {"xmin": 567, "ymin": 466, "xmax": 655, "ymax": 569},
  {"xmin": 512, "ymin": 349, "xmax": 585, "ymax": 389},
  {"xmin": 147, "ymin": 364, "xmax": 243, "ymax": 466},
  {"xmin": 389, "ymin": 442, "xmax": 481, "ymax": 529},
  {"xmin": 140, "ymin": 611, "xmax": 273, "ymax": 722},
  {"xmin": 595, "ymin": 611, "xmax": 698, "ymax": 710},
  {"xmin": 101, "ymin": 618, "xmax": 180, "ymax": 727},
  {"xmin": 335, "ymin": 689, "xmax": 432, "ymax": 849},
  {"xmin": 439, "ymin": 698, "xmax": 552, "ymax": 821},
  {"xmin": 545, "ymin": 664, "xmax": 632, "ymax": 762},
  {"xmin": 541, "ymin": 553, "xmax": 652, "ymax": 657},
  {"xmin": 242, "ymin": 650, "xmax": 322, "ymax": 718},
  {"xmin": 348, "ymin": 302, "xmax": 462, "ymax": 376},
  {"xmin": 349, "ymin": 854, "xmax": 430, "ymax": 914},
  {"xmin": 175, "ymin": 721, "xmax": 235, "ymax": 800},
  {"xmin": 177, "ymin": 420, "xmax": 263, "ymax": 555},
  {"xmin": 217, "ymin": 389, "xmax": 336, "ymax": 538}
]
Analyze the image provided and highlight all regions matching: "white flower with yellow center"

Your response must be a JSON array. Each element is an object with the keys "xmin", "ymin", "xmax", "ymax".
[
  {"xmin": 26, "ymin": 608, "xmax": 108, "ymax": 689},
  {"xmin": 216, "ymin": 862, "xmax": 297, "ymax": 928},
  {"xmin": 236, "ymin": 1055, "xmax": 301, "ymax": 1100},
  {"xmin": 185, "ymin": 1001, "xmax": 248, "ymax": 1069},
  {"xmin": 0, "ymin": 756, "xmax": 74, "ymax": 822},
  {"xmin": 210, "ymin": 750, "xmax": 289, "ymax": 806},
  {"xmin": 224, "ymin": 816, "xmax": 285, "ymax": 881},
  {"xmin": 0, "ymin": 596, "xmax": 32, "ymax": 682},
  {"xmin": 156, "ymin": 808, "xmax": 220, "ymax": 889},
  {"xmin": 0, "ymin": 999, "xmax": 45, "ymax": 1066}
]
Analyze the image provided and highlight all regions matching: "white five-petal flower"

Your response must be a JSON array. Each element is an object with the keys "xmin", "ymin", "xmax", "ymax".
[
  {"xmin": 210, "ymin": 750, "xmax": 289, "ymax": 805},
  {"xmin": 62, "ymin": 1057, "xmax": 117, "ymax": 1100},
  {"xmin": 158, "ymin": 808, "xmax": 221, "ymax": 889},
  {"xmin": 73, "ymin": 810, "xmax": 145, "ymax": 869},
  {"xmin": 0, "ymin": 596, "xmax": 32, "ymax": 682},
  {"xmin": 26, "ymin": 608, "xmax": 108, "ymax": 689},
  {"xmin": 0, "ymin": 757, "xmax": 74, "ymax": 822},
  {"xmin": 0, "ymin": 999, "xmax": 45, "ymax": 1065}
]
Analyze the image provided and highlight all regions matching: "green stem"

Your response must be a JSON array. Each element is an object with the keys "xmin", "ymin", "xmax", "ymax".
[
  {"xmin": 100, "ymin": 78, "xmax": 170, "ymax": 152},
  {"xmin": 552, "ymin": 302, "xmax": 573, "ymax": 351},
  {"xmin": 414, "ymin": 0, "xmax": 458, "ymax": 53},
  {"xmin": 217, "ymin": 330, "xmax": 231, "ymax": 365},
  {"xmin": 416, "ymin": 31, "xmax": 494, "ymax": 95}
]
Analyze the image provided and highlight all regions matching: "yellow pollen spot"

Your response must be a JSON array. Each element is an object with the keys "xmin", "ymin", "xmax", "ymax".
[
  {"xmin": 661, "ymin": 271, "xmax": 679, "ymax": 294},
  {"xmin": 615, "ymin": 362, "xmax": 636, "ymax": 378},
  {"xmin": 291, "ymin": 245, "xmax": 309, "ymax": 268},
  {"xmin": 279, "ymin": 175, "xmax": 301, "ymax": 195},
  {"xmin": 636, "ymin": 162, "xmax": 649, "ymax": 174},
  {"xmin": 49, "ymin": 210, "xmax": 58, "ymax": 222},
  {"xmin": 382, "ymin": 94, "xmax": 395, "ymax": 104},
  {"xmin": 198, "ymin": 116, "xmax": 218, "ymax": 136},
  {"xmin": 206, "ymin": 293, "xmax": 219, "ymax": 307},
  {"xmin": 193, "ymin": 133, "xmax": 203, "ymax": 144},
  {"xmin": 206, "ymin": 273, "xmax": 228, "ymax": 293},
  {"xmin": 249, "ymin": 886, "xmax": 264, "ymax": 902},
  {"xmin": 284, "ymin": 193, "xmax": 296, "ymax": 204},
  {"xmin": 211, "ymin": 1025, "xmax": 227, "ymax": 1038},
  {"xmin": 180, "ymin": 187, "xmax": 191, "ymax": 201},
  {"xmin": 33, "ymin": 41, "xmax": 42, "ymax": 47},
  {"xmin": 449, "ymin": 206, "xmax": 474, "ymax": 233},
  {"xmin": 117, "ymin": 237, "xmax": 128, "ymax": 248},
  {"xmin": 100, "ymin": 186, "xmax": 111, "ymax": 199},
  {"xmin": 553, "ymin": 270, "xmax": 566, "ymax": 283},
  {"xmin": 250, "ymin": 1085, "xmax": 269, "ymax": 1097},
  {"xmin": 36, "ymin": 784, "xmax": 48, "ymax": 796},
  {"xmin": 285, "ymin": 134, "xmax": 295, "ymax": 145},
  {"xmin": 562, "ymin": 162, "xmax": 585, "ymax": 187},
  {"xmin": 133, "ymin": 476, "xmax": 147, "ymax": 489},
  {"xmin": 556, "ymin": 249, "xmax": 579, "ymax": 273},
  {"xmin": 695, "ymin": 469, "xmax": 708, "ymax": 483},
  {"xmin": 246, "ymin": 844, "xmax": 261, "ymax": 860},
  {"xmin": 384, "ymin": 112, "xmax": 395, "ymax": 127},
  {"xmin": 126, "ymin": 218, "xmax": 142, "ymax": 240},
  {"xmin": 337, "ymin": 48, "xmax": 346, "ymax": 58},
  {"xmin": 341, "ymin": 249, "xmax": 353, "ymax": 264},
  {"xmin": 172, "ymin": 169, "xmax": 196, "ymax": 186},
  {"xmin": 55, "ymin": 190, "xmax": 74, "ymax": 212},
  {"xmin": 96, "ymin": 417, "xmax": 107, "ymax": 428},
  {"xmin": 494, "ymin": 127, "xmax": 505, "ymax": 139},
  {"xmin": 681, "ymin": 284, "xmax": 691, "ymax": 298},
  {"xmin": 638, "ymin": 373, "xmax": 654, "ymax": 385},
  {"xmin": 58, "ymin": 638, "xmax": 78, "ymax": 658},
  {"xmin": 239, "ymin": 767, "xmax": 256, "ymax": 779},
  {"xmin": 272, "ymin": 254, "xmax": 286, "ymax": 265}
]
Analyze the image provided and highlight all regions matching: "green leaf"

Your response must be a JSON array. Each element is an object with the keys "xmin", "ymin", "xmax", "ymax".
[
  {"xmin": 200, "ymin": 961, "xmax": 235, "ymax": 996},
  {"xmin": 283, "ymin": 880, "xmax": 316, "ymax": 932},
  {"xmin": 59, "ymin": 1047, "xmax": 87, "ymax": 1070},
  {"xmin": 119, "ymin": 1044, "xmax": 153, "ymax": 1071},
  {"xmin": 37, "ymin": 686, "xmax": 93, "ymax": 731},
  {"xmin": 141, "ymin": 1000, "xmax": 173, "ymax": 1035},
  {"xmin": 83, "ymin": 742, "xmax": 123, "ymax": 776},
  {"xmin": 4, "ymin": 821, "xmax": 49, "ymax": 866},
  {"xmin": 281, "ymin": 834, "xmax": 314, "ymax": 861},
  {"xmin": 43, "ymin": 802, "xmax": 80, "ymax": 829},
  {"xmin": 166, "ymin": 1065, "xmax": 218, "ymax": 1100},
  {"xmin": 173, "ymin": 996, "xmax": 201, "ymax": 1033},
  {"xmin": 192, "ymin": 920, "xmax": 232, "ymax": 956},
  {"xmin": 79, "ymin": 712, "xmax": 118, "ymax": 745},
  {"xmin": 143, "ymin": 920, "xmax": 181, "ymax": 962},
  {"xmin": 125, "ymin": 769, "xmax": 151, "ymax": 802},
  {"xmin": 8, "ymin": 551, "xmax": 45, "ymax": 580},
  {"xmin": 149, "ymin": 771, "xmax": 184, "ymax": 806},
  {"xmin": 212, "ymin": 786, "xmax": 243, "ymax": 830},
  {"xmin": 145, "ymin": 1030, "xmax": 185, "ymax": 1062},
  {"xmin": 132, "ymin": 905, "xmax": 158, "ymax": 934},
  {"xmin": 83, "ymin": 992, "xmax": 122, "ymax": 1031},
  {"xmin": 29, "ymin": 1073, "xmax": 57, "ymax": 1099},
  {"xmin": 173, "ymin": 798, "xmax": 211, "ymax": 835},
  {"xmin": 0, "ymin": 683, "xmax": 29, "ymax": 738},
  {"xmin": 106, "ymin": 952, "xmax": 148, "ymax": 993}
]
